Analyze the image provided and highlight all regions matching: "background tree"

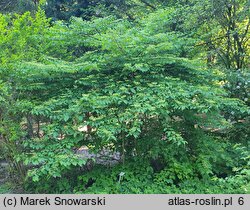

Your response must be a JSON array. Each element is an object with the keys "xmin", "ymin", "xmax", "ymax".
[{"xmin": 0, "ymin": 0, "xmax": 38, "ymax": 14}]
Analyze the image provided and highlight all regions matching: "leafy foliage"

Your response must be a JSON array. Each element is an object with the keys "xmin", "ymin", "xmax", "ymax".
[{"xmin": 0, "ymin": 1, "xmax": 249, "ymax": 194}]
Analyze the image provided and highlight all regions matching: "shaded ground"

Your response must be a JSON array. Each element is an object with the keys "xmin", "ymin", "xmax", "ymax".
[
  {"xmin": 0, "ymin": 161, "xmax": 11, "ymax": 193},
  {"xmin": 75, "ymin": 146, "xmax": 121, "ymax": 166}
]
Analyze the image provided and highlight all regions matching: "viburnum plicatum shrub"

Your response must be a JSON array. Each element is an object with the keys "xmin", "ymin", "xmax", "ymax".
[{"xmin": 1, "ymin": 9, "xmax": 249, "ymax": 188}]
